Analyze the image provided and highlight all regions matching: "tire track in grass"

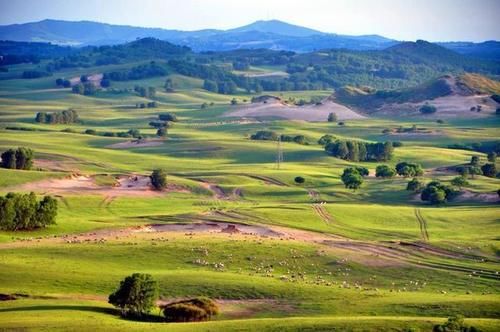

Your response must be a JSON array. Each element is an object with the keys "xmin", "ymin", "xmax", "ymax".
[
  {"xmin": 312, "ymin": 203, "xmax": 332, "ymax": 225},
  {"xmin": 415, "ymin": 208, "xmax": 429, "ymax": 241}
]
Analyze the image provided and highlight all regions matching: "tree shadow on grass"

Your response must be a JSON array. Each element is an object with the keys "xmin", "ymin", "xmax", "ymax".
[
  {"xmin": 0, "ymin": 305, "xmax": 118, "ymax": 315},
  {"xmin": 0, "ymin": 305, "xmax": 165, "ymax": 323}
]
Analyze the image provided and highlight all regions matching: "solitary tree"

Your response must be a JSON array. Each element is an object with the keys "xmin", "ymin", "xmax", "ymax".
[
  {"xmin": 150, "ymin": 169, "xmax": 167, "ymax": 190},
  {"xmin": 469, "ymin": 166, "xmax": 483, "ymax": 179},
  {"xmin": 164, "ymin": 78, "xmax": 174, "ymax": 92},
  {"xmin": 419, "ymin": 104, "xmax": 437, "ymax": 114},
  {"xmin": 327, "ymin": 112, "xmax": 337, "ymax": 122},
  {"xmin": 487, "ymin": 152, "xmax": 497, "ymax": 163},
  {"xmin": 406, "ymin": 178, "xmax": 424, "ymax": 192},
  {"xmin": 1, "ymin": 149, "xmax": 16, "ymax": 169},
  {"xmin": 470, "ymin": 155, "xmax": 480, "ymax": 166},
  {"xmin": 15, "ymin": 147, "xmax": 34, "ymax": 170},
  {"xmin": 451, "ymin": 176, "xmax": 469, "ymax": 189},
  {"xmin": 481, "ymin": 163, "xmax": 497, "ymax": 178},
  {"xmin": 341, "ymin": 168, "xmax": 364, "ymax": 190},
  {"xmin": 108, "ymin": 273, "xmax": 158, "ymax": 317},
  {"xmin": 294, "ymin": 176, "xmax": 305, "ymax": 184}
]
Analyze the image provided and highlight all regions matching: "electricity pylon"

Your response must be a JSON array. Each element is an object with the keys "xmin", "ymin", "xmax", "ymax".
[{"xmin": 276, "ymin": 136, "xmax": 283, "ymax": 169}]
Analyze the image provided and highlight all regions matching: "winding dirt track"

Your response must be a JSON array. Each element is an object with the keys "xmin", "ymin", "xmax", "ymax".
[
  {"xmin": 414, "ymin": 208, "xmax": 429, "ymax": 241},
  {"xmin": 312, "ymin": 203, "xmax": 332, "ymax": 225}
]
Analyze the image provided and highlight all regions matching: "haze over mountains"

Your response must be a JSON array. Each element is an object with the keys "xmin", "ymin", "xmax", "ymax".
[{"xmin": 0, "ymin": 19, "xmax": 499, "ymax": 59}]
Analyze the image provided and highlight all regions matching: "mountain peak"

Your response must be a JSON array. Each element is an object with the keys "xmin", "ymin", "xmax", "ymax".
[{"xmin": 227, "ymin": 19, "xmax": 323, "ymax": 37}]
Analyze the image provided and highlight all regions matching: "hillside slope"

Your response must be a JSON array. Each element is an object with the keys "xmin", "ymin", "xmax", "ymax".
[{"xmin": 334, "ymin": 73, "xmax": 500, "ymax": 118}]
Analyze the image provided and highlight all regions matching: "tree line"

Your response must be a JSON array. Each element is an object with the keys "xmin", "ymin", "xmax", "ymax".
[
  {"xmin": 325, "ymin": 139, "xmax": 394, "ymax": 162},
  {"xmin": 1, "ymin": 147, "xmax": 33, "ymax": 170},
  {"xmin": 35, "ymin": 109, "xmax": 79, "ymax": 124},
  {"xmin": 104, "ymin": 62, "xmax": 168, "ymax": 81},
  {"xmin": 0, "ymin": 192, "xmax": 57, "ymax": 230}
]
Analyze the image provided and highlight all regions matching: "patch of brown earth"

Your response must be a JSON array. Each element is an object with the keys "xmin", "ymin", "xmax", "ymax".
[
  {"xmin": 376, "ymin": 94, "xmax": 497, "ymax": 118},
  {"xmin": 455, "ymin": 190, "xmax": 499, "ymax": 203},
  {"xmin": 224, "ymin": 97, "xmax": 365, "ymax": 121},
  {"xmin": 107, "ymin": 139, "xmax": 164, "ymax": 149},
  {"xmin": 13, "ymin": 174, "xmax": 188, "ymax": 197}
]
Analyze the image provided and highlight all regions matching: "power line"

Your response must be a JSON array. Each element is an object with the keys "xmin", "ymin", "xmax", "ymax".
[{"xmin": 276, "ymin": 136, "xmax": 283, "ymax": 169}]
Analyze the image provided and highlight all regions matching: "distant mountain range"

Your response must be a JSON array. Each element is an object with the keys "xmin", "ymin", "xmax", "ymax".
[{"xmin": 0, "ymin": 19, "xmax": 498, "ymax": 59}]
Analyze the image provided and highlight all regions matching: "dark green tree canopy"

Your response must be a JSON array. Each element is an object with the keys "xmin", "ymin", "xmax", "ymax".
[
  {"xmin": 150, "ymin": 169, "xmax": 167, "ymax": 190},
  {"xmin": 109, "ymin": 273, "xmax": 158, "ymax": 317},
  {"xmin": 0, "ymin": 192, "xmax": 57, "ymax": 231}
]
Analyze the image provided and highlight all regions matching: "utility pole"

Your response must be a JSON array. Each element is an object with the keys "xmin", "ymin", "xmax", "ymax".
[{"xmin": 276, "ymin": 136, "xmax": 283, "ymax": 170}]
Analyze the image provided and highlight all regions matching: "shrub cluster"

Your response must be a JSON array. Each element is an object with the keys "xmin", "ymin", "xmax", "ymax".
[
  {"xmin": 250, "ymin": 130, "xmax": 278, "ymax": 141},
  {"xmin": 150, "ymin": 169, "xmax": 167, "ymax": 190},
  {"xmin": 0, "ymin": 192, "xmax": 57, "ymax": 230},
  {"xmin": 375, "ymin": 164, "xmax": 396, "ymax": 178},
  {"xmin": 136, "ymin": 102, "xmax": 157, "ymax": 108},
  {"xmin": 35, "ymin": 109, "xmax": 79, "ymax": 124},
  {"xmin": 72, "ymin": 82, "xmax": 98, "ymax": 95},
  {"xmin": 1, "ymin": 147, "xmax": 33, "ymax": 170},
  {"xmin": 162, "ymin": 297, "xmax": 219, "ymax": 322},
  {"xmin": 395, "ymin": 162, "xmax": 424, "ymax": 177},
  {"xmin": 421, "ymin": 181, "xmax": 458, "ymax": 205},
  {"xmin": 419, "ymin": 103, "xmax": 437, "ymax": 114},
  {"xmin": 433, "ymin": 315, "xmax": 479, "ymax": 332}
]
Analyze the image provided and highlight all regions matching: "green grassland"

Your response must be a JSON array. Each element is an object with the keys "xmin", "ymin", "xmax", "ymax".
[{"xmin": 0, "ymin": 62, "xmax": 499, "ymax": 331}]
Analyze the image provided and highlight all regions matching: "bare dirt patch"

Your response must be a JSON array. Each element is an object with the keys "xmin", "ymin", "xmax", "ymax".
[
  {"xmin": 375, "ymin": 94, "xmax": 497, "ymax": 118},
  {"xmin": 13, "ymin": 174, "xmax": 188, "ymax": 197},
  {"xmin": 454, "ymin": 190, "xmax": 499, "ymax": 203},
  {"xmin": 107, "ymin": 139, "xmax": 164, "ymax": 149},
  {"xmin": 224, "ymin": 97, "xmax": 365, "ymax": 121}
]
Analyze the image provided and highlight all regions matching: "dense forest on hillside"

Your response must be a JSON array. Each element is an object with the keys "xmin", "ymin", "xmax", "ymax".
[{"xmin": 1, "ymin": 38, "xmax": 499, "ymax": 91}]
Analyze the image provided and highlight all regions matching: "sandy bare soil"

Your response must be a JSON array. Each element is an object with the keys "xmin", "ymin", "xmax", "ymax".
[
  {"xmin": 375, "ymin": 94, "xmax": 497, "ymax": 118},
  {"xmin": 455, "ymin": 190, "xmax": 499, "ymax": 203},
  {"xmin": 13, "ymin": 174, "xmax": 187, "ymax": 197},
  {"xmin": 142, "ymin": 221, "xmax": 283, "ymax": 237},
  {"xmin": 224, "ymin": 97, "xmax": 365, "ymax": 121},
  {"xmin": 107, "ymin": 139, "xmax": 164, "ymax": 149}
]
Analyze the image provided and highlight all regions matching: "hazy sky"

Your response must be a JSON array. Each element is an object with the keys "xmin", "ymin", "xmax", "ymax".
[{"xmin": 0, "ymin": 0, "xmax": 499, "ymax": 42}]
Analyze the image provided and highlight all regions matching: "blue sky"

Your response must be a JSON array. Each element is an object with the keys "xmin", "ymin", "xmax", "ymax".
[{"xmin": 0, "ymin": 0, "xmax": 498, "ymax": 41}]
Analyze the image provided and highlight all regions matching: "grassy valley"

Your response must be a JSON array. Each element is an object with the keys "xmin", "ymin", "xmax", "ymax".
[{"xmin": 0, "ymin": 30, "xmax": 499, "ymax": 332}]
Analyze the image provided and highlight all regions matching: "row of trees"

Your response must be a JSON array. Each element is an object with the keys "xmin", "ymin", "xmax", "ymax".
[
  {"xmin": 35, "ymin": 109, "xmax": 79, "ymax": 124},
  {"xmin": 203, "ymin": 79, "xmax": 238, "ymax": 95},
  {"xmin": 108, "ymin": 273, "xmax": 219, "ymax": 321},
  {"xmin": 249, "ymin": 131, "xmax": 308, "ymax": 145},
  {"xmin": 325, "ymin": 140, "xmax": 394, "ymax": 162},
  {"xmin": 72, "ymin": 82, "xmax": 98, "ymax": 96},
  {"xmin": 104, "ymin": 62, "xmax": 168, "ymax": 81},
  {"xmin": 134, "ymin": 86, "xmax": 156, "ymax": 98},
  {"xmin": 0, "ymin": 192, "xmax": 57, "ymax": 230},
  {"xmin": 1, "ymin": 147, "xmax": 33, "ymax": 170}
]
